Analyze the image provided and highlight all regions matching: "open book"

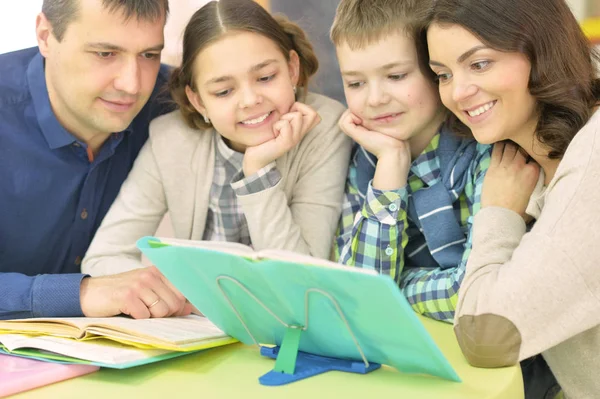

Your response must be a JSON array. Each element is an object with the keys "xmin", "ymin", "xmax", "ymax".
[
  {"xmin": 138, "ymin": 236, "xmax": 461, "ymax": 382},
  {"xmin": 149, "ymin": 237, "xmax": 378, "ymax": 274},
  {"xmin": 0, "ymin": 315, "xmax": 237, "ymax": 368}
]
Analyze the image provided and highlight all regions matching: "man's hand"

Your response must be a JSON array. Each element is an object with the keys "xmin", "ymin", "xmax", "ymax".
[
  {"xmin": 482, "ymin": 141, "xmax": 540, "ymax": 220},
  {"xmin": 339, "ymin": 110, "xmax": 411, "ymax": 190},
  {"xmin": 80, "ymin": 266, "xmax": 193, "ymax": 319},
  {"xmin": 243, "ymin": 102, "xmax": 321, "ymax": 176}
]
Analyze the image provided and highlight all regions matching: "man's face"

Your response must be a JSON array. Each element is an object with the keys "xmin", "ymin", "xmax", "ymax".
[{"xmin": 39, "ymin": 0, "xmax": 165, "ymax": 139}]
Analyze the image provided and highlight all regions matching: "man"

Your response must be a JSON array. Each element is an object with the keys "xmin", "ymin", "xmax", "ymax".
[{"xmin": 0, "ymin": 0, "xmax": 191, "ymax": 320}]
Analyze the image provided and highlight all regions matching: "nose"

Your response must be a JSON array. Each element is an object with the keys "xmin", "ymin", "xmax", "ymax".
[
  {"xmin": 113, "ymin": 58, "xmax": 141, "ymax": 95},
  {"xmin": 451, "ymin": 75, "xmax": 478, "ymax": 104},
  {"xmin": 367, "ymin": 82, "xmax": 390, "ymax": 108},
  {"xmin": 239, "ymin": 84, "xmax": 262, "ymax": 109}
]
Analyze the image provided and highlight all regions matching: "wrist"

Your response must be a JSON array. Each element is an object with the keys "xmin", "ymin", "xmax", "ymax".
[
  {"xmin": 372, "ymin": 151, "xmax": 410, "ymax": 190},
  {"xmin": 79, "ymin": 276, "xmax": 92, "ymax": 316}
]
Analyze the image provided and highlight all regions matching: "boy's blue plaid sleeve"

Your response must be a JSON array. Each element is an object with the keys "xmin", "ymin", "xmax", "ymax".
[{"xmin": 335, "ymin": 162, "xmax": 410, "ymax": 281}]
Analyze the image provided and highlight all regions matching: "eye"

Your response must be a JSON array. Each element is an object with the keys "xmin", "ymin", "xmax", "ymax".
[
  {"xmin": 258, "ymin": 74, "xmax": 276, "ymax": 83},
  {"xmin": 471, "ymin": 60, "xmax": 491, "ymax": 71},
  {"xmin": 435, "ymin": 73, "xmax": 452, "ymax": 84},
  {"xmin": 141, "ymin": 52, "xmax": 160, "ymax": 60},
  {"xmin": 388, "ymin": 74, "xmax": 407, "ymax": 81},
  {"xmin": 346, "ymin": 81, "xmax": 365, "ymax": 89},
  {"xmin": 214, "ymin": 89, "xmax": 232, "ymax": 98},
  {"xmin": 96, "ymin": 52, "xmax": 115, "ymax": 59}
]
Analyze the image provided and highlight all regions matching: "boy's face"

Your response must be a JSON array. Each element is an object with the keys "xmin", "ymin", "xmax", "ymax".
[
  {"xmin": 337, "ymin": 31, "xmax": 444, "ymax": 146},
  {"xmin": 38, "ymin": 0, "xmax": 165, "ymax": 139}
]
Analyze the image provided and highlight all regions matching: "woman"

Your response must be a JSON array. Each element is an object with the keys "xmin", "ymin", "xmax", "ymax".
[{"xmin": 426, "ymin": 0, "xmax": 600, "ymax": 398}]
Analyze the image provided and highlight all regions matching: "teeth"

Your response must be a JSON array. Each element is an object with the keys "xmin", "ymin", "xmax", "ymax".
[
  {"xmin": 241, "ymin": 112, "xmax": 270, "ymax": 125},
  {"xmin": 467, "ymin": 101, "xmax": 495, "ymax": 117}
]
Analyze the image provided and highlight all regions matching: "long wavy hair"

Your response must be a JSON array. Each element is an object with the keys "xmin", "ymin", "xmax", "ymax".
[
  {"xmin": 169, "ymin": 0, "xmax": 319, "ymax": 131},
  {"xmin": 427, "ymin": 0, "xmax": 600, "ymax": 158}
]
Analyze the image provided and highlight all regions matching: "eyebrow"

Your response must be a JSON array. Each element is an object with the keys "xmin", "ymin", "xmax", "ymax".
[
  {"xmin": 204, "ymin": 59, "xmax": 279, "ymax": 86},
  {"xmin": 86, "ymin": 42, "xmax": 164, "ymax": 53},
  {"xmin": 429, "ymin": 45, "xmax": 488, "ymax": 67},
  {"xmin": 341, "ymin": 61, "xmax": 413, "ymax": 77}
]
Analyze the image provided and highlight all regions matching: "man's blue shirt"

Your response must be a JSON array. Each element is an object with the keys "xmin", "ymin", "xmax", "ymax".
[{"xmin": 0, "ymin": 47, "xmax": 172, "ymax": 319}]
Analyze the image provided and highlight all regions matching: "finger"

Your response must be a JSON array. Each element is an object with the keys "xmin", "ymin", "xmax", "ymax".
[
  {"xmin": 490, "ymin": 142, "xmax": 504, "ymax": 167},
  {"xmin": 512, "ymin": 146, "xmax": 528, "ymax": 167},
  {"xmin": 281, "ymin": 111, "xmax": 303, "ymax": 140},
  {"xmin": 501, "ymin": 142, "xmax": 518, "ymax": 165},
  {"xmin": 174, "ymin": 301, "xmax": 194, "ymax": 317},
  {"xmin": 138, "ymin": 286, "xmax": 170, "ymax": 318},
  {"xmin": 148, "ymin": 282, "xmax": 184, "ymax": 318},
  {"xmin": 276, "ymin": 119, "xmax": 293, "ymax": 147},
  {"xmin": 291, "ymin": 102, "xmax": 321, "ymax": 132},
  {"xmin": 272, "ymin": 119, "xmax": 289, "ymax": 139},
  {"xmin": 122, "ymin": 295, "xmax": 151, "ymax": 319}
]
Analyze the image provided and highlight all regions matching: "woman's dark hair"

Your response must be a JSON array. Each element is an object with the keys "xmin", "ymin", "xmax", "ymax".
[
  {"xmin": 427, "ymin": 0, "xmax": 600, "ymax": 158},
  {"xmin": 169, "ymin": 0, "xmax": 319, "ymax": 130}
]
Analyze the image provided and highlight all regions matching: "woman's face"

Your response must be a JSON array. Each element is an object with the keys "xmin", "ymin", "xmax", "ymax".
[{"xmin": 427, "ymin": 23, "xmax": 539, "ymax": 145}]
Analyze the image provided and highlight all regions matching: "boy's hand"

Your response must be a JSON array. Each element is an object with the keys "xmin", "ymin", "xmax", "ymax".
[
  {"xmin": 339, "ymin": 110, "xmax": 410, "ymax": 159},
  {"xmin": 243, "ymin": 102, "xmax": 320, "ymax": 176},
  {"xmin": 339, "ymin": 110, "xmax": 411, "ymax": 190},
  {"xmin": 481, "ymin": 141, "xmax": 540, "ymax": 220},
  {"xmin": 80, "ymin": 266, "xmax": 193, "ymax": 319}
]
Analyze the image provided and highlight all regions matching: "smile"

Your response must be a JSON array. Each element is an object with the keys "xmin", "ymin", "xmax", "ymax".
[
  {"xmin": 371, "ymin": 112, "xmax": 403, "ymax": 123},
  {"xmin": 466, "ymin": 101, "xmax": 496, "ymax": 117},
  {"xmin": 241, "ymin": 111, "xmax": 272, "ymax": 125}
]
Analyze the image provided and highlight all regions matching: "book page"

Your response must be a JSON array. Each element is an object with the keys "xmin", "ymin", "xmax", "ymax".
[
  {"xmin": 84, "ymin": 315, "xmax": 228, "ymax": 346},
  {"xmin": 155, "ymin": 237, "xmax": 256, "ymax": 257},
  {"xmin": 0, "ymin": 318, "xmax": 93, "ymax": 338},
  {"xmin": 257, "ymin": 249, "xmax": 379, "ymax": 275},
  {"xmin": 0, "ymin": 334, "xmax": 171, "ymax": 365}
]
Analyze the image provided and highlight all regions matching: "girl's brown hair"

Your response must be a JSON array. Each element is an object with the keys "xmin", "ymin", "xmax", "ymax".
[
  {"xmin": 427, "ymin": 0, "xmax": 600, "ymax": 158},
  {"xmin": 169, "ymin": 0, "xmax": 319, "ymax": 130}
]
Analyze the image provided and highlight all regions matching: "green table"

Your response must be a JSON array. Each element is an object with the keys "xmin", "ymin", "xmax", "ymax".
[{"xmin": 13, "ymin": 316, "xmax": 523, "ymax": 399}]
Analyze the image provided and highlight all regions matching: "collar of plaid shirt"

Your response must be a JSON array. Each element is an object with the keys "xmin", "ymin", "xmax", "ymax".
[{"xmin": 355, "ymin": 124, "xmax": 478, "ymax": 269}]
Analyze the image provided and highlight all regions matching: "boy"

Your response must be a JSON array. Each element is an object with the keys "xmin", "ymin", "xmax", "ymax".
[{"xmin": 331, "ymin": 0, "xmax": 491, "ymax": 323}]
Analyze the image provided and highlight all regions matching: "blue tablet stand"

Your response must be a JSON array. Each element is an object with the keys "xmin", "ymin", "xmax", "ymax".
[{"xmin": 258, "ymin": 345, "xmax": 381, "ymax": 386}]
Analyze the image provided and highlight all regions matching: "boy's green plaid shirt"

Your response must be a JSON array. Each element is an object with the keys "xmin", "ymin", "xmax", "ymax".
[{"xmin": 335, "ymin": 134, "xmax": 491, "ymax": 322}]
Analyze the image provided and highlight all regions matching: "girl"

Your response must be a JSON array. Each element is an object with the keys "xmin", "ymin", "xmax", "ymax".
[
  {"xmin": 82, "ymin": 0, "xmax": 351, "ymax": 308},
  {"xmin": 427, "ymin": 0, "xmax": 600, "ymax": 397}
]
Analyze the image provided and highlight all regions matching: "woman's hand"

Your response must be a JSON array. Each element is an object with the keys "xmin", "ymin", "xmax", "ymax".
[
  {"xmin": 481, "ymin": 141, "xmax": 540, "ymax": 220},
  {"xmin": 243, "ymin": 102, "xmax": 320, "ymax": 177}
]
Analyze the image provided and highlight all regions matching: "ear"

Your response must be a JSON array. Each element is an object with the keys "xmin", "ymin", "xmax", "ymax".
[
  {"xmin": 185, "ymin": 85, "xmax": 207, "ymax": 117},
  {"xmin": 288, "ymin": 50, "xmax": 300, "ymax": 87},
  {"xmin": 36, "ymin": 13, "xmax": 53, "ymax": 58}
]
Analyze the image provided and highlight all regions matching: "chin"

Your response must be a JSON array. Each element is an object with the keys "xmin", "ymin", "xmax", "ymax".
[{"xmin": 471, "ymin": 131, "xmax": 498, "ymax": 145}]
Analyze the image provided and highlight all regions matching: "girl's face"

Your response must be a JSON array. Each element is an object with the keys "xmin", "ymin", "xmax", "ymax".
[
  {"xmin": 427, "ymin": 23, "xmax": 538, "ymax": 145},
  {"xmin": 186, "ymin": 31, "xmax": 299, "ymax": 152},
  {"xmin": 336, "ymin": 30, "xmax": 445, "ymax": 153}
]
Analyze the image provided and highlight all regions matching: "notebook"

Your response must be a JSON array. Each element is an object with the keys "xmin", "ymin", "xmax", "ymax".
[{"xmin": 0, "ymin": 353, "xmax": 98, "ymax": 398}]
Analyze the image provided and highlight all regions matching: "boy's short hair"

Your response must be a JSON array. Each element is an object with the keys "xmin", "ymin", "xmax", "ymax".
[{"xmin": 330, "ymin": 0, "xmax": 434, "ymax": 78}]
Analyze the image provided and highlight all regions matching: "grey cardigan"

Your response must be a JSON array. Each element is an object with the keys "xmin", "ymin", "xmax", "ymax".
[{"xmin": 83, "ymin": 93, "xmax": 351, "ymax": 276}]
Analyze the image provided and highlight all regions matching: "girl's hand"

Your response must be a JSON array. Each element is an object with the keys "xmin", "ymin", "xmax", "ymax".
[
  {"xmin": 481, "ymin": 141, "xmax": 540, "ymax": 220},
  {"xmin": 243, "ymin": 102, "xmax": 320, "ymax": 176},
  {"xmin": 339, "ymin": 110, "xmax": 411, "ymax": 190}
]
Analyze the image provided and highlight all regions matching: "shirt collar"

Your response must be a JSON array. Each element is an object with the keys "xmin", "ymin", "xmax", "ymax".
[
  {"xmin": 409, "ymin": 132, "xmax": 442, "ymax": 186},
  {"xmin": 215, "ymin": 132, "xmax": 244, "ymax": 171},
  {"xmin": 26, "ymin": 52, "xmax": 133, "ymax": 150}
]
